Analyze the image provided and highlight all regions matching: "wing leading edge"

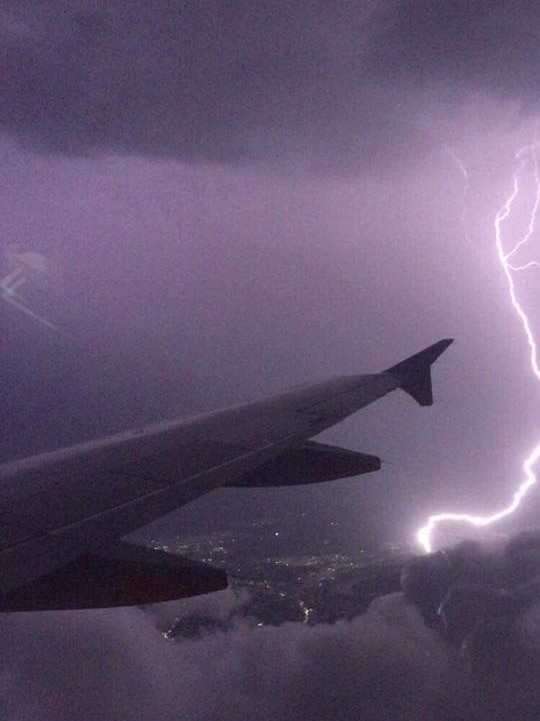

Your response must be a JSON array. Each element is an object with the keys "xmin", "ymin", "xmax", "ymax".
[{"xmin": 0, "ymin": 339, "xmax": 453, "ymax": 609}]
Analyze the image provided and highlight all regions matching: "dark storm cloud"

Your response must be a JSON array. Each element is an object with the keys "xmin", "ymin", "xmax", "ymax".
[
  {"xmin": 369, "ymin": 0, "xmax": 540, "ymax": 104},
  {"xmin": 400, "ymin": 532, "xmax": 540, "ymax": 719},
  {"xmin": 0, "ymin": 1, "xmax": 429, "ymax": 171},
  {"xmin": 3, "ymin": 1, "xmax": 539, "ymax": 170}
]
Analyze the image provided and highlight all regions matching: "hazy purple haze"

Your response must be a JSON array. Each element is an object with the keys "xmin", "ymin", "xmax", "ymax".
[{"xmin": 1, "ymin": 1, "xmax": 540, "ymax": 718}]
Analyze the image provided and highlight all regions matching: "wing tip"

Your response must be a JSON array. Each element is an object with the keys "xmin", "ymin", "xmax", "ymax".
[{"xmin": 386, "ymin": 338, "xmax": 454, "ymax": 406}]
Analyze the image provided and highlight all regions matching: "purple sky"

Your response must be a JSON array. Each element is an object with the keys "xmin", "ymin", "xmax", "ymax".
[
  {"xmin": 1, "ymin": 0, "xmax": 540, "ymax": 546},
  {"xmin": 1, "ymin": 2, "xmax": 540, "ymax": 718}
]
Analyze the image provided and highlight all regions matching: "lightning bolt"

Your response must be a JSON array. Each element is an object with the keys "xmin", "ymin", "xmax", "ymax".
[{"xmin": 417, "ymin": 143, "xmax": 540, "ymax": 553}]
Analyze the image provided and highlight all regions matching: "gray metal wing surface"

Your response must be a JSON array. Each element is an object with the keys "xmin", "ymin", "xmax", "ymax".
[{"xmin": 0, "ymin": 339, "xmax": 452, "ymax": 609}]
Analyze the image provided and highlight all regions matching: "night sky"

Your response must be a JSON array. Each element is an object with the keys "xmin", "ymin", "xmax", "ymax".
[{"xmin": 1, "ymin": 2, "xmax": 540, "ymax": 719}]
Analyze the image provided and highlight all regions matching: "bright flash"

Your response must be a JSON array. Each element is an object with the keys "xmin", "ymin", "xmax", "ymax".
[{"xmin": 417, "ymin": 143, "xmax": 540, "ymax": 553}]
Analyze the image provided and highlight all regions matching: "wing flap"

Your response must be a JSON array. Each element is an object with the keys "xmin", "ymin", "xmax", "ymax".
[
  {"xmin": 227, "ymin": 441, "xmax": 380, "ymax": 487},
  {"xmin": 0, "ymin": 541, "xmax": 227, "ymax": 611}
]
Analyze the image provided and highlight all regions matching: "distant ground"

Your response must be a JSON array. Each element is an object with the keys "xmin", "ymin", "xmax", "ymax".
[{"xmin": 148, "ymin": 519, "xmax": 412, "ymax": 638}]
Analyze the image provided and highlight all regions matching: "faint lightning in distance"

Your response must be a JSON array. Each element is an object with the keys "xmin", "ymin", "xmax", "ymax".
[
  {"xmin": 417, "ymin": 142, "xmax": 540, "ymax": 553},
  {"xmin": 443, "ymin": 146, "xmax": 477, "ymax": 257}
]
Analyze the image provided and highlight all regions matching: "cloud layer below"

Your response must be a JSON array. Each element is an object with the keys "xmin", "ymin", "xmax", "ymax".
[
  {"xmin": 0, "ymin": 593, "xmax": 453, "ymax": 721},
  {"xmin": 6, "ymin": 533, "xmax": 540, "ymax": 720}
]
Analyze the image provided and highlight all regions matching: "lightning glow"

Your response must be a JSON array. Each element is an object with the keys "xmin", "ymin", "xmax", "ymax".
[
  {"xmin": 1, "ymin": 250, "xmax": 60, "ymax": 332},
  {"xmin": 417, "ymin": 143, "xmax": 540, "ymax": 553}
]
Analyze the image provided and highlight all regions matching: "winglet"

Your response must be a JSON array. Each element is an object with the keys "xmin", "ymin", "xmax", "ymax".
[{"xmin": 385, "ymin": 339, "xmax": 454, "ymax": 406}]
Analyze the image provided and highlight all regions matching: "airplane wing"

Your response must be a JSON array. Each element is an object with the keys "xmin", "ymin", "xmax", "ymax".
[{"xmin": 0, "ymin": 339, "xmax": 452, "ymax": 610}]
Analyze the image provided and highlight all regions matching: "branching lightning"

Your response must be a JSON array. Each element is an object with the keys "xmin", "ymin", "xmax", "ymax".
[{"xmin": 417, "ymin": 143, "xmax": 540, "ymax": 553}]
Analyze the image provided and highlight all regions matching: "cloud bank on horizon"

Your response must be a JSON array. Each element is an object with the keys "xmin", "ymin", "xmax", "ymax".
[{"xmin": 2, "ymin": 0, "xmax": 539, "ymax": 171}]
